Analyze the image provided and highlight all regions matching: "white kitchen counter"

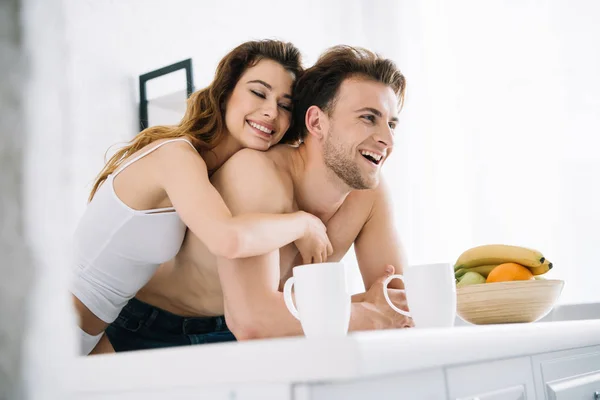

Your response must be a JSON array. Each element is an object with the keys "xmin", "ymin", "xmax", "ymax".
[{"xmin": 73, "ymin": 319, "xmax": 600, "ymax": 399}]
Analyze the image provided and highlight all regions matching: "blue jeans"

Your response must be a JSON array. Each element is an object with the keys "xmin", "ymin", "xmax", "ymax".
[{"xmin": 105, "ymin": 297, "xmax": 236, "ymax": 352}]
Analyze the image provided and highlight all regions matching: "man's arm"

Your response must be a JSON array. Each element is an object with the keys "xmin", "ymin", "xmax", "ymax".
[
  {"xmin": 211, "ymin": 150, "xmax": 304, "ymax": 340},
  {"xmin": 351, "ymin": 177, "xmax": 413, "ymax": 328},
  {"xmin": 213, "ymin": 151, "xmax": 402, "ymax": 340},
  {"xmin": 354, "ymin": 177, "xmax": 410, "ymax": 294}
]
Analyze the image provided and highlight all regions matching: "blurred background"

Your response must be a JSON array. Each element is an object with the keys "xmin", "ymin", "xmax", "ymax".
[{"xmin": 2, "ymin": 0, "xmax": 599, "ymax": 398}]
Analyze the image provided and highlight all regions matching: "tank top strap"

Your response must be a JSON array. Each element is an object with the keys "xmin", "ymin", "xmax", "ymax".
[{"xmin": 113, "ymin": 138, "xmax": 196, "ymax": 177}]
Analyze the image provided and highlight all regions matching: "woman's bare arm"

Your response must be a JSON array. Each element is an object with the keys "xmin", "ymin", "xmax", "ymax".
[{"xmin": 156, "ymin": 143, "xmax": 331, "ymax": 260}]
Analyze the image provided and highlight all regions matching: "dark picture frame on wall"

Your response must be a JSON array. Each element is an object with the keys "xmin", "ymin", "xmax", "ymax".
[{"xmin": 138, "ymin": 58, "xmax": 194, "ymax": 132}]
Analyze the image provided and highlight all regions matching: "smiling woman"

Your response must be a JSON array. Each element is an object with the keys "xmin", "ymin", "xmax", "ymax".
[{"xmin": 223, "ymin": 61, "xmax": 295, "ymax": 151}]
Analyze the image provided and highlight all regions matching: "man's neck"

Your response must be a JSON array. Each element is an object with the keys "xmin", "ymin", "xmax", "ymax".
[{"xmin": 291, "ymin": 144, "xmax": 352, "ymax": 223}]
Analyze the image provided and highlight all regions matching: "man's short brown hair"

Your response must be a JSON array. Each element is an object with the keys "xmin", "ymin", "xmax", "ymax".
[{"xmin": 283, "ymin": 45, "xmax": 406, "ymax": 142}]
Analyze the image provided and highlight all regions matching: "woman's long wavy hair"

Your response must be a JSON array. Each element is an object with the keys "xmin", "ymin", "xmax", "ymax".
[{"xmin": 88, "ymin": 39, "xmax": 303, "ymax": 201}]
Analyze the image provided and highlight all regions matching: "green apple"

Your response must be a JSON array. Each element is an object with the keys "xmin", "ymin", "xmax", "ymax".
[{"xmin": 457, "ymin": 271, "xmax": 486, "ymax": 287}]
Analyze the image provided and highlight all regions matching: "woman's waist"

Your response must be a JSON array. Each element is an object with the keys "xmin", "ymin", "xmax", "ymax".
[{"xmin": 136, "ymin": 279, "xmax": 224, "ymax": 318}]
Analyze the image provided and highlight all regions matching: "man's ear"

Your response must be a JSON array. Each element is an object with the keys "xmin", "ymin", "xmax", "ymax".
[{"xmin": 305, "ymin": 105, "xmax": 326, "ymax": 140}]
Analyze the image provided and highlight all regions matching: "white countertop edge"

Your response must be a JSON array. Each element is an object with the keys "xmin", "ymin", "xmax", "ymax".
[
  {"xmin": 73, "ymin": 319, "xmax": 600, "ymax": 393},
  {"xmin": 353, "ymin": 319, "xmax": 600, "ymax": 378}
]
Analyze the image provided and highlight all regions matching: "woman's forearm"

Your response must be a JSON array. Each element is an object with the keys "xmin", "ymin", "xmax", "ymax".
[{"xmin": 219, "ymin": 211, "xmax": 307, "ymax": 259}]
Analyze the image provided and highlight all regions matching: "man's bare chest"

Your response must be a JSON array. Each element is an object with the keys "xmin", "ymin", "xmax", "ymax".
[{"xmin": 278, "ymin": 199, "xmax": 372, "ymax": 288}]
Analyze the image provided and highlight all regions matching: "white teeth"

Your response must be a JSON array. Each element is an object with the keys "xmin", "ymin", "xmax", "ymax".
[
  {"xmin": 360, "ymin": 150, "xmax": 382, "ymax": 162},
  {"xmin": 248, "ymin": 121, "xmax": 273, "ymax": 134}
]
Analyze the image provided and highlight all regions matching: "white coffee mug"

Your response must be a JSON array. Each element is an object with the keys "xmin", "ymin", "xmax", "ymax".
[
  {"xmin": 283, "ymin": 262, "xmax": 351, "ymax": 338},
  {"xmin": 383, "ymin": 262, "xmax": 456, "ymax": 328}
]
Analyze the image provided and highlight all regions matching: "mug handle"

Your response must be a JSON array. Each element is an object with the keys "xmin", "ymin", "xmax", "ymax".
[
  {"xmin": 383, "ymin": 274, "xmax": 411, "ymax": 317},
  {"xmin": 283, "ymin": 277, "xmax": 300, "ymax": 320}
]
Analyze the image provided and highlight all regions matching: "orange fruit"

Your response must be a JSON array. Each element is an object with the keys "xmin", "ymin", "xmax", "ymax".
[{"xmin": 486, "ymin": 262, "xmax": 534, "ymax": 283}]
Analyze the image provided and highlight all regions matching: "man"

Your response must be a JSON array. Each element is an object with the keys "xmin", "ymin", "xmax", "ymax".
[{"xmin": 103, "ymin": 45, "xmax": 412, "ymax": 352}]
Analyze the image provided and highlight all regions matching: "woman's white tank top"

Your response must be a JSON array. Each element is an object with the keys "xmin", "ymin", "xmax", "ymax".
[{"xmin": 71, "ymin": 138, "xmax": 195, "ymax": 323}]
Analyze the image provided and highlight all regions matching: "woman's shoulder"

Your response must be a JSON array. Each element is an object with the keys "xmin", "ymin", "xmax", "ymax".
[
  {"xmin": 150, "ymin": 137, "xmax": 198, "ymax": 154},
  {"xmin": 146, "ymin": 137, "xmax": 203, "ymax": 165},
  {"xmin": 116, "ymin": 137, "xmax": 205, "ymax": 182},
  {"xmin": 121, "ymin": 137, "xmax": 198, "ymax": 163}
]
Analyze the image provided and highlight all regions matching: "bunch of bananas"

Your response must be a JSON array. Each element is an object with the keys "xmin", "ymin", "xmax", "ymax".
[{"xmin": 454, "ymin": 244, "xmax": 553, "ymax": 286}]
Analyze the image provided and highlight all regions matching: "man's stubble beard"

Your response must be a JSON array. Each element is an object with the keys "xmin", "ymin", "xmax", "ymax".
[{"xmin": 323, "ymin": 125, "xmax": 376, "ymax": 190}]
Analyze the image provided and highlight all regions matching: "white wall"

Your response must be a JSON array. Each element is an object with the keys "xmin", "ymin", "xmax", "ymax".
[{"xmin": 395, "ymin": 0, "xmax": 600, "ymax": 304}]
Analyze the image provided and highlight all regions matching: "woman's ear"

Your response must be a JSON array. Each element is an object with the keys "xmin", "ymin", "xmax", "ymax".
[{"xmin": 305, "ymin": 105, "xmax": 326, "ymax": 140}]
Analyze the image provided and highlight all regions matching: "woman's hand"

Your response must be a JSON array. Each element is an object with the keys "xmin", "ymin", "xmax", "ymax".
[{"xmin": 294, "ymin": 211, "xmax": 333, "ymax": 264}]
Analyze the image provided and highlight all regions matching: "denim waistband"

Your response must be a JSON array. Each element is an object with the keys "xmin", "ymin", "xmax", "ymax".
[{"xmin": 122, "ymin": 297, "xmax": 229, "ymax": 335}]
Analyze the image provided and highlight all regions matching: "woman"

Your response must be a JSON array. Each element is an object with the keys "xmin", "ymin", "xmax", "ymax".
[{"xmin": 71, "ymin": 39, "xmax": 333, "ymax": 355}]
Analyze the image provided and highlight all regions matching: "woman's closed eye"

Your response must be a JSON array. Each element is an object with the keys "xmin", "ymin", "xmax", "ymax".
[
  {"xmin": 252, "ymin": 90, "xmax": 292, "ymax": 112},
  {"xmin": 251, "ymin": 90, "xmax": 266, "ymax": 99}
]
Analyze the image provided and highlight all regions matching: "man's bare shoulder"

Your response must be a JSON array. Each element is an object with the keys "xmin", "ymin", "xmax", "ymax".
[
  {"xmin": 355, "ymin": 174, "xmax": 395, "ymax": 224},
  {"xmin": 221, "ymin": 147, "xmax": 276, "ymax": 169},
  {"xmin": 211, "ymin": 147, "xmax": 295, "ymax": 213},
  {"xmin": 338, "ymin": 175, "xmax": 393, "ymax": 223},
  {"xmin": 224, "ymin": 144, "xmax": 296, "ymax": 168}
]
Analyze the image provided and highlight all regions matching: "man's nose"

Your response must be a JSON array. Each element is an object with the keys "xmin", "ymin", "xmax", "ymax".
[{"xmin": 374, "ymin": 126, "xmax": 394, "ymax": 148}]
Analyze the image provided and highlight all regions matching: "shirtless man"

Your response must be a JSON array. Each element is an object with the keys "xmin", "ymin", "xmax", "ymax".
[{"xmin": 103, "ymin": 45, "xmax": 412, "ymax": 351}]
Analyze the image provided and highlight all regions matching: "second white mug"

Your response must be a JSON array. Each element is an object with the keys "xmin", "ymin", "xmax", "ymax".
[{"xmin": 383, "ymin": 262, "xmax": 457, "ymax": 328}]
